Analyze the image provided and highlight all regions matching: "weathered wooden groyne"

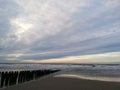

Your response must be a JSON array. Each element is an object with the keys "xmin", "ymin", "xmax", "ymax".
[{"xmin": 0, "ymin": 69, "xmax": 60, "ymax": 88}]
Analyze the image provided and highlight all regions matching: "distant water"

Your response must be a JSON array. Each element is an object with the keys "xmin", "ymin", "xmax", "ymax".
[
  {"xmin": 0, "ymin": 64, "xmax": 120, "ymax": 82},
  {"xmin": 0, "ymin": 64, "xmax": 71, "ymax": 71}
]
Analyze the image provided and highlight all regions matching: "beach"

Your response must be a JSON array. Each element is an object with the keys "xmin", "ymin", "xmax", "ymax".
[
  {"xmin": 1, "ymin": 0, "xmax": 120, "ymax": 89},
  {"xmin": 1, "ymin": 64, "xmax": 120, "ymax": 90},
  {"xmin": 1, "ymin": 76, "xmax": 120, "ymax": 90}
]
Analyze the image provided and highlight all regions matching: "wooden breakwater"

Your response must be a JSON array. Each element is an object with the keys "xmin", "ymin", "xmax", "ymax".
[{"xmin": 0, "ymin": 69, "xmax": 60, "ymax": 88}]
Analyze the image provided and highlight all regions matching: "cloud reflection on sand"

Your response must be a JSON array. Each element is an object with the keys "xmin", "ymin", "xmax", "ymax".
[{"xmin": 55, "ymin": 73, "xmax": 120, "ymax": 82}]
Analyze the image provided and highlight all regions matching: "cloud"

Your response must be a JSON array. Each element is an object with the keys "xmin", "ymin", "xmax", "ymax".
[
  {"xmin": 22, "ymin": 52, "xmax": 120, "ymax": 64},
  {"xmin": 10, "ymin": 0, "xmax": 91, "ymax": 45},
  {"xmin": 0, "ymin": 0, "xmax": 120, "ymax": 63}
]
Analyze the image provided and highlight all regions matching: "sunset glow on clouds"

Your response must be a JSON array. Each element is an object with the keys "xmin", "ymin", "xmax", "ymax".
[
  {"xmin": 21, "ymin": 52, "xmax": 120, "ymax": 64},
  {"xmin": 0, "ymin": 0, "xmax": 120, "ymax": 63}
]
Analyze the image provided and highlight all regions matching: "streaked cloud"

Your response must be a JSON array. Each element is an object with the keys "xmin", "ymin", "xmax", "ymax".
[
  {"xmin": 22, "ymin": 52, "xmax": 120, "ymax": 64},
  {"xmin": 0, "ymin": 0, "xmax": 120, "ymax": 63}
]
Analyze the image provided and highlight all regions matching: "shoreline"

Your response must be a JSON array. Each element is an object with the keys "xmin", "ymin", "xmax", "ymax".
[{"xmin": 55, "ymin": 73, "xmax": 120, "ymax": 83}]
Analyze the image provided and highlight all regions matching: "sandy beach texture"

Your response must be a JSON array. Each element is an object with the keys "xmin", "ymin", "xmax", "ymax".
[{"xmin": 1, "ymin": 76, "xmax": 120, "ymax": 90}]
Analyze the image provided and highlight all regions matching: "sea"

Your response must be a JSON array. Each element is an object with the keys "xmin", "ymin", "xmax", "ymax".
[{"xmin": 0, "ymin": 63, "xmax": 120, "ymax": 82}]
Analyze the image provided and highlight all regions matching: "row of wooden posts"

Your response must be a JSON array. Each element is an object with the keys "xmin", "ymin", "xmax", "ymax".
[{"xmin": 0, "ymin": 69, "xmax": 59, "ymax": 88}]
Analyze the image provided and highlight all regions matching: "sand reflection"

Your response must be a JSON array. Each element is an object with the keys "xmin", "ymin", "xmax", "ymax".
[{"xmin": 55, "ymin": 73, "xmax": 120, "ymax": 82}]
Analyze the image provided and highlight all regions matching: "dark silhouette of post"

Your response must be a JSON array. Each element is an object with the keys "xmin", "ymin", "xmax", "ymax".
[
  {"xmin": 1, "ymin": 72, "xmax": 5, "ymax": 88},
  {"xmin": 0, "ymin": 69, "xmax": 60, "ymax": 88}
]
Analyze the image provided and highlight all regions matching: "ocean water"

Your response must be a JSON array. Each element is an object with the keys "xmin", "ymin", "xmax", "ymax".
[
  {"xmin": 0, "ymin": 64, "xmax": 120, "ymax": 82},
  {"xmin": 0, "ymin": 64, "xmax": 71, "ymax": 71}
]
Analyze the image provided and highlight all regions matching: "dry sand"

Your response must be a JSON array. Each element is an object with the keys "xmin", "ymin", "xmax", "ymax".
[{"xmin": 1, "ymin": 76, "xmax": 120, "ymax": 90}]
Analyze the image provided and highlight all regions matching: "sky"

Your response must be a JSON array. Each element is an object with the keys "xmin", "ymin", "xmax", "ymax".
[{"xmin": 0, "ymin": 0, "xmax": 120, "ymax": 63}]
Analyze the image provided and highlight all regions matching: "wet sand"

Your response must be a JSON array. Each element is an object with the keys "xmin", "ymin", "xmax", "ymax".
[{"xmin": 1, "ymin": 76, "xmax": 120, "ymax": 90}]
